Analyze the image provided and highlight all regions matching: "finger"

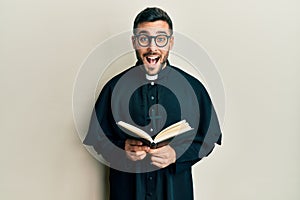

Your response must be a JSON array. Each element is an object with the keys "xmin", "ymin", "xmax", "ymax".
[
  {"xmin": 126, "ymin": 145, "xmax": 150, "ymax": 152},
  {"xmin": 150, "ymin": 160, "xmax": 166, "ymax": 169},
  {"xmin": 148, "ymin": 148, "xmax": 158, "ymax": 154},
  {"xmin": 148, "ymin": 149, "xmax": 167, "ymax": 158},
  {"xmin": 150, "ymin": 155, "xmax": 165, "ymax": 164},
  {"xmin": 126, "ymin": 139, "xmax": 143, "ymax": 146},
  {"xmin": 134, "ymin": 150, "xmax": 147, "ymax": 157},
  {"xmin": 127, "ymin": 151, "xmax": 147, "ymax": 161},
  {"xmin": 150, "ymin": 153, "xmax": 175, "ymax": 168},
  {"xmin": 125, "ymin": 140, "xmax": 145, "ymax": 150},
  {"xmin": 148, "ymin": 145, "xmax": 169, "ymax": 155}
]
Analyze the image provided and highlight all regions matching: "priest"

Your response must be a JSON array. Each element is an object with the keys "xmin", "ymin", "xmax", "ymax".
[{"xmin": 84, "ymin": 7, "xmax": 222, "ymax": 200}]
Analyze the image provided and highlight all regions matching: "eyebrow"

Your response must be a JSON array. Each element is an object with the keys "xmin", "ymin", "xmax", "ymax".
[
  {"xmin": 137, "ymin": 30, "xmax": 169, "ymax": 35},
  {"xmin": 156, "ymin": 31, "xmax": 168, "ymax": 34},
  {"xmin": 137, "ymin": 30, "xmax": 150, "ymax": 34}
]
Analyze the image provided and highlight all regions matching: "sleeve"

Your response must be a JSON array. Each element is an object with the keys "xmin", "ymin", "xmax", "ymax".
[
  {"xmin": 83, "ymin": 82, "xmax": 127, "ymax": 163},
  {"xmin": 170, "ymin": 81, "xmax": 222, "ymax": 174}
]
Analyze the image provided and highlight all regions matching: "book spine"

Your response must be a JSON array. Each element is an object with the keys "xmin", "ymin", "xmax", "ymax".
[{"xmin": 150, "ymin": 142, "xmax": 158, "ymax": 149}]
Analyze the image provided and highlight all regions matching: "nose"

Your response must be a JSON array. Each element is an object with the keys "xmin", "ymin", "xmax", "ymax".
[{"xmin": 148, "ymin": 38, "xmax": 158, "ymax": 50}]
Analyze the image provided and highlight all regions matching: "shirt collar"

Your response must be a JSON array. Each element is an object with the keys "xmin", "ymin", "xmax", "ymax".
[
  {"xmin": 135, "ymin": 60, "xmax": 172, "ymax": 81},
  {"xmin": 145, "ymin": 74, "xmax": 158, "ymax": 80}
]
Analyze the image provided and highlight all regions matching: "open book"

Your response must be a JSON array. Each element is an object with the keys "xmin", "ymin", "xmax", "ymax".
[{"xmin": 116, "ymin": 120, "xmax": 193, "ymax": 149}]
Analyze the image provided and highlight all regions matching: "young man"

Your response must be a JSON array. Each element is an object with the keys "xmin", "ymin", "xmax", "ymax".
[{"xmin": 84, "ymin": 7, "xmax": 222, "ymax": 200}]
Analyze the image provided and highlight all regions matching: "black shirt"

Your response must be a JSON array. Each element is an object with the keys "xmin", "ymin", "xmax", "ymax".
[{"xmin": 84, "ymin": 62, "xmax": 222, "ymax": 200}]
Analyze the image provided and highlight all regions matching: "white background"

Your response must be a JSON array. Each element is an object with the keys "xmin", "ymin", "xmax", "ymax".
[{"xmin": 1, "ymin": 0, "xmax": 299, "ymax": 199}]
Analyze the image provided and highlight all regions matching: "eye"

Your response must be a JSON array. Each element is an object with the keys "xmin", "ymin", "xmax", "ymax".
[
  {"xmin": 139, "ymin": 35, "xmax": 149, "ymax": 43},
  {"xmin": 156, "ymin": 35, "xmax": 167, "ymax": 43}
]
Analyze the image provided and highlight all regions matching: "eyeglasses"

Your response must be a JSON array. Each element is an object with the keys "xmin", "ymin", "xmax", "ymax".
[{"xmin": 134, "ymin": 34, "xmax": 172, "ymax": 48}]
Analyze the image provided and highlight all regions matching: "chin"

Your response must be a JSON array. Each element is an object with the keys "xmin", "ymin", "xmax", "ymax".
[
  {"xmin": 144, "ymin": 64, "xmax": 162, "ymax": 75},
  {"xmin": 143, "ymin": 59, "xmax": 166, "ymax": 74},
  {"xmin": 146, "ymin": 71, "xmax": 159, "ymax": 76},
  {"xmin": 145, "ymin": 69, "xmax": 159, "ymax": 75}
]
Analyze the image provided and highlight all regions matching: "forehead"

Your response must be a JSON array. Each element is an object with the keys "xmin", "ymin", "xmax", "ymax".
[{"xmin": 135, "ymin": 20, "xmax": 171, "ymax": 35}]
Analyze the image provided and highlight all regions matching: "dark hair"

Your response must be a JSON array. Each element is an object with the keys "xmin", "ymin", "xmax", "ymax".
[{"xmin": 133, "ymin": 7, "xmax": 173, "ymax": 33}]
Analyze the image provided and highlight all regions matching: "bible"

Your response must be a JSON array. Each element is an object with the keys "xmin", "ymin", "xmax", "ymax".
[{"xmin": 116, "ymin": 120, "xmax": 193, "ymax": 149}]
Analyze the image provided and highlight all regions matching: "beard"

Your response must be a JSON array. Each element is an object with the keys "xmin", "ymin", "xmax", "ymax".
[{"xmin": 135, "ymin": 50, "xmax": 169, "ymax": 75}]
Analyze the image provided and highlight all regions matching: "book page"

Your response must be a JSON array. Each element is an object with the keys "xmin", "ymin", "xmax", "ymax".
[
  {"xmin": 154, "ymin": 120, "xmax": 193, "ymax": 143},
  {"xmin": 117, "ymin": 121, "xmax": 153, "ymax": 142},
  {"xmin": 158, "ymin": 120, "xmax": 186, "ymax": 135}
]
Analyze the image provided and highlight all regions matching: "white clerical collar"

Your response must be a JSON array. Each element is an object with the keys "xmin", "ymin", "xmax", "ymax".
[{"xmin": 145, "ymin": 74, "xmax": 158, "ymax": 80}]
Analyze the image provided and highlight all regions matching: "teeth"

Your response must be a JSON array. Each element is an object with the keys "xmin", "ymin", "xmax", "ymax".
[
  {"xmin": 146, "ymin": 56, "xmax": 159, "ymax": 64},
  {"xmin": 148, "ymin": 56, "xmax": 158, "ymax": 59},
  {"xmin": 146, "ymin": 55, "xmax": 159, "ymax": 65}
]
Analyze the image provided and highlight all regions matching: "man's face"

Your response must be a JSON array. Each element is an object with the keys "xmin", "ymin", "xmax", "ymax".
[{"xmin": 132, "ymin": 20, "xmax": 174, "ymax": 75}]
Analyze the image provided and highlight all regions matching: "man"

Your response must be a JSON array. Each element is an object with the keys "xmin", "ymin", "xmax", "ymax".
[{"xmin": 84, "ymin": 7, "xmax": 222, "ymax": 200}]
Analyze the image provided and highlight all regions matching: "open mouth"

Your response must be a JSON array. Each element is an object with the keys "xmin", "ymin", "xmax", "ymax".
[{"xmin": 146, "ymin": 55, "xmax": 160, "ymax": 65}]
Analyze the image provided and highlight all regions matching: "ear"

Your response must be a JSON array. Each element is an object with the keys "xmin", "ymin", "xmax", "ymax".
[
  {"xmin": 169, "ymin": 35, "xmax": 174, "ymax": 50},
  {"xmin": 131, "ymin": 35, "xmax": 137, "ymax": 50}
]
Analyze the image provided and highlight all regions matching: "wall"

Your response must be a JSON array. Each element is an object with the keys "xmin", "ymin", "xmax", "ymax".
[{"xmin": 0, "ymin": 0, "xmax": 299, "ymax": 199}]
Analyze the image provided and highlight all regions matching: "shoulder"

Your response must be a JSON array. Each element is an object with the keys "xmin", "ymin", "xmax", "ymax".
[
  {"xmin": 101, "ymin": 66, "xmax": 136, "ymax": 91},
  {"xmin": 93, "ymin": 66, "xmax": 137, "ymax": 105},
  {"xmin": 169, "ymin": 65, "xmax": 208, "ymax": 95}
]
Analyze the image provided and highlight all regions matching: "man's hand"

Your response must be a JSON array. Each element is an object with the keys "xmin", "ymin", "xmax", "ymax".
[
  {"xmin": 148, "ymin": 145, "xmax": 176, "ymax": 168},
  {"xmin": 125, "ymin": 139, "xmax": 150, "ymax": 161}
]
